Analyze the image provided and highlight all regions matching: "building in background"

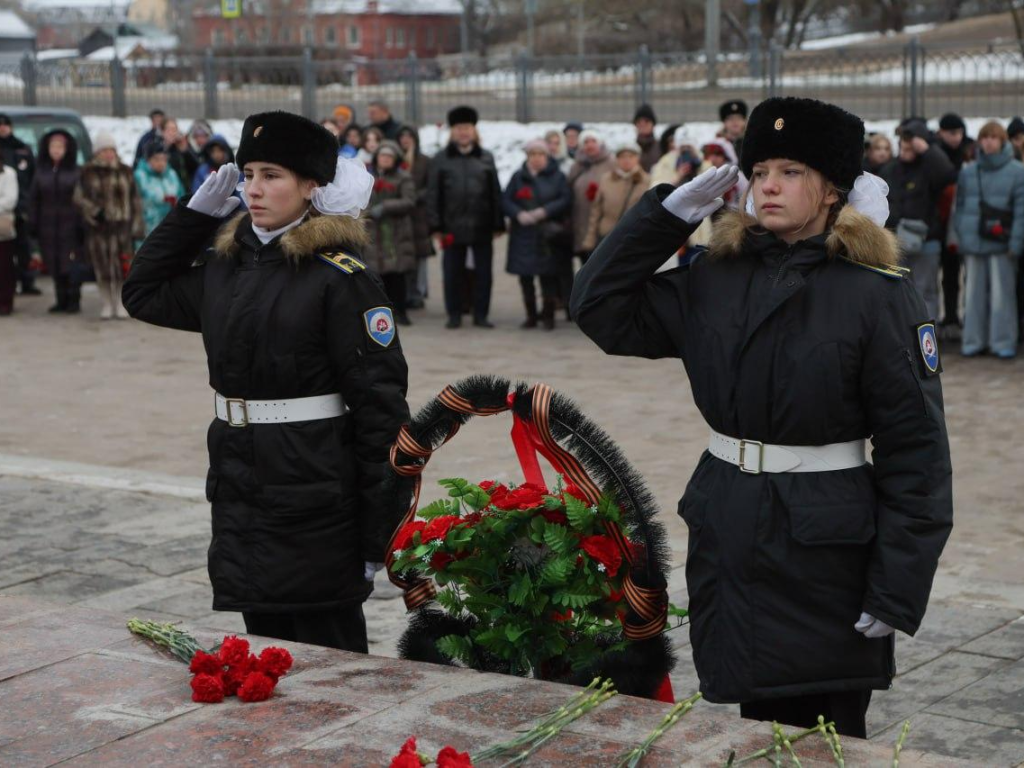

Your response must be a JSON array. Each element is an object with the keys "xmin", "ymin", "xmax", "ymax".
[
  {"xmin": 193, "ymin": 0, "xmax": 461, "ymax": 59},
  {"xmin": 22, "ymin": 0, "xmax": 131, "ymax": 49},
  {"xmin": 128, "ymin": 0, "xmax": 171, "ymax": 30},
  {"xmin": 0, "ymin": 10, "xmax": 37, "ymax": 61}
]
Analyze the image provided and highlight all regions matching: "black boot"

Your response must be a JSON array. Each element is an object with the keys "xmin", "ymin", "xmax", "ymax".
[
  {"xmin": 49, "ymin": 276, "xmax": 69, "ymax": 313},
  {"xmin": 520, "ymin": 286, "xmax": 538, "ymax": 329},
  {"xmin": 541, "ymin": 298, "xmax": 556, "ymax": 331}
]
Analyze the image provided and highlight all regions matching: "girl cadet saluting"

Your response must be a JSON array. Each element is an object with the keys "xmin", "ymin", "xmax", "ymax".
[
  {"xmin": 571, "ymin": 98, "xmax": 953, "ymax": 737},
  {"xmin": 123, "ymin": 111, "xmax": 410, "ymax": 653}
]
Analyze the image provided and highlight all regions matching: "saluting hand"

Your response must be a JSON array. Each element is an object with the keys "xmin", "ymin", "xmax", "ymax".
[
  {"xmin": 188, "ymin": 162, "xmax": 242, "ymax": 219},
  {"xmin": 662, "ymin": 165, "xmax": 740, "ymax": 225}
]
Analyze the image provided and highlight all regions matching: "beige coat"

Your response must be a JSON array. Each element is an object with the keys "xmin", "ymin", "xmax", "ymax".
[
  {"xmin": 582, "ymin": 166, "xmax": 650, "ymax": 251},
  {"xmin": 566, "ymin": 150, "xmax": 615, "ymax": 254}
]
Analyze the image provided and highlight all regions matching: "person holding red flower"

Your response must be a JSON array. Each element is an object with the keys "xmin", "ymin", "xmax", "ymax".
[
  {"xmin": 503, "ymin": 138, "xmax": 572, "ymax": 330},
  {"xmin": 951, "ymin": 120, "xmax": 1024, "ymax": 359},
  {"xmin": 364, "ymin": 140, "xmax": 417, "ymax": 326},
  {"xmin": 565, "ymin": 130, "xmax": 614, "ymax": 302}
]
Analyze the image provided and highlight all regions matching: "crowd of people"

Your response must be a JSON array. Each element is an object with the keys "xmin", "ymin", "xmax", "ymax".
[{"xmin": 1, "ymin": 99, "xmax": 1021, "ymax": 358}]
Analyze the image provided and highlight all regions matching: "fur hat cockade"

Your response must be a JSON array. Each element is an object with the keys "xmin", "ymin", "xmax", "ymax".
[
  {"xmin": 235, "ymin": 111, "xmax": 338, "ymax": 185},
  {"xmin": 719, "ymin": 99, "xmax": 748, "ymax": 121},
  {"xmin": 447, "ymin": 105, "xmax": 478, "ymax": 126},
  {"xmin": 740, "ymin": 97, "xmax": 865, "ymax": 191}
]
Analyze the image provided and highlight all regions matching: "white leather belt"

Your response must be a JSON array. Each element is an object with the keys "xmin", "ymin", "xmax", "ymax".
[
  {"xmin": 708, "ymin": 428, "xmax": 866, "ymax": 474},
  {"xmin": 215, "ymin": 392, "xmax": 347, "ymax": 427}
]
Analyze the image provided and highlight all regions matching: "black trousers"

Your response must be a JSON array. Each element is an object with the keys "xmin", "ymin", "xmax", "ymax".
[
  {"xmin": 740, "ymin": 690, "xmax": 872, "ymax": 738},
  {"xmin": 940, "ymin": 244, "xmax": 961, "ymax": 324},
  {"xmin": 242, "ymin": 604, "xmax": 368, "ymax": 653},
  {"xmin": 443, "ymin": 241, "xmax": 493, "ymax": 321},
  {"xmin": 381, "ymin": 271, "xmax": 408, "ymax": 314}
]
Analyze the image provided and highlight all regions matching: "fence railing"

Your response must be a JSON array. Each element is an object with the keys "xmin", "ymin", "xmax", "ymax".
[{"xmin": 2, "ymin": 40, "xmax": 1023, "ymax": 123}]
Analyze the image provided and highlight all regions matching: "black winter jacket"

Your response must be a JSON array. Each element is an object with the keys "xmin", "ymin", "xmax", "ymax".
[
  {"xmin": 571, "ymin": 188, "xmax": 953, "ymax": 703},
  {"xmin": 427, "ymin": 142, "xmax": 504, "ymax": 246},
  {"xmin": 502, "ymin": 157, "xmax": 572, "ymax": 277},
  {"xmin": 881, "ymin": 146, "xmax": 956, "ymax": 242},
  {"xmin": 123, "ymin": 206, "xmax": 410, "ymax": 613}
]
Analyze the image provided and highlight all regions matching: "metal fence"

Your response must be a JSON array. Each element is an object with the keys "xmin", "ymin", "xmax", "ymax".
[{"xmin": 1, "ymin": 40, "xmax": 1023, "ymax": 123}]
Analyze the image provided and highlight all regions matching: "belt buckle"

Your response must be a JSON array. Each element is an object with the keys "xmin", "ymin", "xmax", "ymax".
[
  {"xmin": 225, "ymin": 398, "xmax": 249, "ymax": 428},
  {"xmin": 738, "ymin": 439, "xmax": 764, "ymax": 474}
]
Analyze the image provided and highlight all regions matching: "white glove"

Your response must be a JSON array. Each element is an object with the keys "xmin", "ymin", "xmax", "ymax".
[
  {"xmin": 187, "ymin": 162, "xmax": 242, "ymax": 218},
  {"xmin": 662, "ymin": 165, "xmax": 740, "ymax": 224},
  {"xmin": 364, "ymin": 561, "xmax": 385, "ymax": 582},
  {"xmin": 855, "ymin": 612, "xmax": 896, "ymax": 639}
]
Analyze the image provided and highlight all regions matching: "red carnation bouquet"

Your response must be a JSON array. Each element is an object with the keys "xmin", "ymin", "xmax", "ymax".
[
  {"xmin": 389, "ymin": 477, "xmax": 632, "ymax": 679},
  {"xmin": 127, "ymin": 619, "xmax": 293, "ymax": 704}
]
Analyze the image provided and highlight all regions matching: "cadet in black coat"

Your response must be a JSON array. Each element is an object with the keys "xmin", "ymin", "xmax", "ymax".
[
  {"xmin": 123, "ymin": 111, "xmax": 410, "ymax": 652},
  {"xmin": 572, "ymin": 98, "xmax": 952, "ymax": 737}
]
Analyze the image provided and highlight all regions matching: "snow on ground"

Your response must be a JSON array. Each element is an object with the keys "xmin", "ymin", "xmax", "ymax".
[
  {"xmin": 84, "ymin": 115, "xmax": 1017, "ymax": 187},
  {"xmin": 799, "ymin": 23, "xmax": 936, "ymax": 51}
]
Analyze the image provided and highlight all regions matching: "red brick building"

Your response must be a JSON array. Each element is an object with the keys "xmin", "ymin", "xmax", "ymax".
[{"xmin": 193, "ymin": 0, "xmax": 461, "ymax": 60}]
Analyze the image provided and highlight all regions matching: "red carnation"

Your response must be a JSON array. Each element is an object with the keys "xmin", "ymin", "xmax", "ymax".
[
  {"xmin": 393, "ymin": 520, "xmax": 427, "ymax": 553},
  {"xmin": 237, "ymin": 671, "xmax": 276, "ymax": 702},
  {"xmin": 539, "ymin": 507, "xmax": 568, "ymax": 525},
  {"xmin": 458, "ymin": 511, "xmax": 484, "ymax": 528},
  {"xmin": 992, "ymin": 223, "xmax": 1005, "ymax": 236},
  {"xmin": 218, "ymin": 635, "xmax": 250, "ymax": 666},
  {"xmin": 390, "ymin": 737, "xmax": 426, "ymax": 768},
  {"xmin": 190, "ymin": 672, "xmax": 225, "ymax": 703},
  {"xmin": 222, "ymin": 653, "xmax": 256, "ymax": 696},
  {"xmin": 421, "ymin": 515, "xmax": 460, "ymax": 543},
  {"xmin": 551, "ymin": 609, "xmax": 574, "ymax": 623},
  {"xmin": 373, "ymin": 179, "xmax": 396, "ymax": 193},
  {"xmin": 441, "ymin": 233, "xmax": 455, "ymax": 248},
  {"xmin": 490, "ymin": 482, "xmax": 546, "ymax": 511},
  {"xmin": 585, "ymin": 181, "xmax": 599, "ymax": 201},
  {"xmin": 514, "ymin": 186, "xmax": 534, "ymax": 200},
  {"xmin": 436, "ymin": 745, "xmax": 474, "ymax": 767},
  {"xmin": 478, "ymin": 480, "xmax": 496, "ymax": 491},
  {"xmin": 189, "ymin": 649, "xmax": 223, "ymax": 676},
  {"xmin": 608, "ymin": 588, "xmax": 624, "ymax": 604},
  {"xmin": 257, "ymin": 647, "xmax": 293, "ymax": 680},
  {"xmin": 430, "ymin": 551, "xmax": 455, "ymax": 570},
  {"xmin": 580, "ymin": 534, "xmax": 623, "ymax": 576}
]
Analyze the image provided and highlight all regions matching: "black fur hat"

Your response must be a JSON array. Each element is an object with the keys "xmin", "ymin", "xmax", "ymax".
[
  {"xmin": 447, "ymin": 105, "xmax": 478, "ymax": 126},
  {"xmin": 235, "ymin": 110, "xmax": 338, "ymax": 185},
  {"xmin": 719, "ymin": 99, "xmax": 748, "ymax": 121},
  {"xmin": 740, "ymin": 97, "xmax": 865, "ymax": 191}
]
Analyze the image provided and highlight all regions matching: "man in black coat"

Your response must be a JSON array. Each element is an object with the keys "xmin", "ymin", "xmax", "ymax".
[
  {"xmin": 0, "ymin": 114, "xmax": 39, "ymax": 295},
  {"xmin": 368, "ymin": 100, "xmax": 403, "ymax": 141},
  {"xmin": 879, "ymin": 121, "xmax": 957, "ymax": 320},
  {"xmin": 133, "ymin": 108, "xmax": 166, "ymax": 167},
  {"xmin": 427, "ymin": 105, "xmax": 505, "ymax": 328},
  {"xmin": 123, "ymin": 111, "xmax": 410, "ymax": 652},
  {"xmin": 935, "ymin": 113, "xmax": 974, "ymax": 334}
]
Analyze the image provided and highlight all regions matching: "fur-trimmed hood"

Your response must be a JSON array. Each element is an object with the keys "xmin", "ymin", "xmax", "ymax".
[
  {"xmin": 707, "ymin": 206, "xmax": 899, "ymax": 269},
  {"xmin": 213, "ymin": 211, "xmax": 369, "ymax": 259}
]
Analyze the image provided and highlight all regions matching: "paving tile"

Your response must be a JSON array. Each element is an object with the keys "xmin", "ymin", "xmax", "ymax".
[
  {"xmin": 926, "ymin": 658, "xmax": 1024, "ymax": 730},
  {"xmin": 0, "ymin": 571, "xmax": 141, "ymax": 602},
  {"xmin": 912, "ymin": 602, "xmax": 1022, "ymax": 652},
  {"xmin": 136, "ymin": 584, "xmax": 214, "ymax": 618},
  {"xmin": 113, "ymin": 533, "xmax": 210, "ymax": 577},
  {"xmin": 873, "ymin": 712, "xmax": 1024, "ymax": 766},
  {"xmin": 74, "ymin": 578, "xmax": 201, "ymax": 612},
  {"xmin": 868, "ymin": 651, "xmax": 1012, "ymax": 737},
  {"xmin": 960, "ymin": 616, "xmax": 1024, "ymax": 661},
  {"xmin": 0, "ymin": 606, "xmax": 132, "ymax": 681}
]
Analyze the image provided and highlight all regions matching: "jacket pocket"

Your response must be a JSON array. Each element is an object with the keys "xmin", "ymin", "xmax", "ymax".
[
  {"xmin": 679, "ymin": 488, "xmax": 710, "ymax": 532},
  {"xmin": 205, "ymin": 469, "xmax": 219, "ymax": 502},
  {"xmin": 788, "ymin": 502, "xmax": 876, "ymax": 546}
]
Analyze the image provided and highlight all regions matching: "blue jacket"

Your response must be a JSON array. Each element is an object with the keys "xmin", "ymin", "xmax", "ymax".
[
  {"xmin": 953, "ymin": 142, "xmax": 1024, "ymax": 257},
  {"xmin": 135, "ymin": 161, "xmax": 185, "ymax": 236},
  {"xmin": 502, "ymin": 157, "xmax": 572, "ymax": 276}
]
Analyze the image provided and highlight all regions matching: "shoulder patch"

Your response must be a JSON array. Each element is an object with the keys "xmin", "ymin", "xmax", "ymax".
[
  {"xmin": 839, "ymin": 256, "xmax": 905, "ymax": 279},
  {"xmin": 317, "ymin": 251, "xmax": 366, "ymax": 274},
  {"xmin": 364, "ymin": 306, "xmax": 396, "ymax": 348},
  {"xmin": 915, "ymin": 321, "xmax": 942, "ymax": 376}
]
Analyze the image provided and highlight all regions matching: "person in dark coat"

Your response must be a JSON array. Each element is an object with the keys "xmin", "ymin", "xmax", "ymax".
[
  {"xmin": 364, "ymin": 140, "xmax": 417, "ymax": 325},
  {"xmin": 633, "ymin": 103, "xmax": 661, "ymax": 173},
  {"xmin": 879, "ymin": 121, "xmax": 957, "ymax": 319},
  {"xmin": 397, "ymin": 125, "xmax": 434, "ymax": 309},
  {"xmin": 191, "ymin": 134, "xmax": 236, "ymax": 194},
  {"xmin": 503, "ymin": 138, "xmax": 572, "ymax": 330},
  {"xmin": 0, "ymin": 114, "xmax": 38, "ymax": 295},
  {"xmin": 1009, "ymin": 117, "xmax": 1024, "ymax": 162},
  {"xmin": 29, "ymin": 130, "xmax": 84, "ymax": 313},
  {"xmin": 427, "ymin": 105, "xmax": 505, "ymax": 329},
  {"xmin": 719, "ymin": 99, "xmax": 748, "ymax": 160},
  {"xmin": 134, "ymin": 108, "xmax": 166, "ymax": 167},
  {"xmin": 367, "ymin": 100, "xmax": 402, "ymax": 141},
  {"xmin": 571, "ymin": 97, "xmax": 953, "ymax": 738},
  {"xmin": 935, "ymin": 113, "xmax": 974, "ymax": 335},
  {"xmin": 122, "ymin": 111, "xmax": 410, "ymax": 652}
]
